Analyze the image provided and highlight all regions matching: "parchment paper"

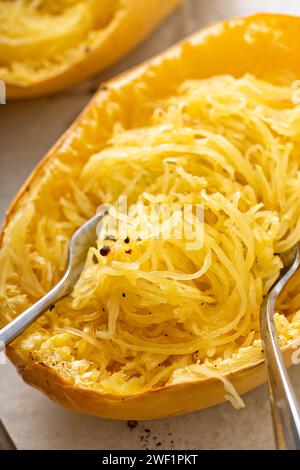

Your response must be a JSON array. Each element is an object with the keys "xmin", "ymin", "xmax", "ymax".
[{"xmin": 1, "ymin": 0, "xmax": 300, "ymax": 450}]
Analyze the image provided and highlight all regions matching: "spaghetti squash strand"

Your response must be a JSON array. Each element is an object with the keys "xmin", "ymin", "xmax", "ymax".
[{"xmin": 1, "ymin": 74, "xmax": 300, "ymax": 398}]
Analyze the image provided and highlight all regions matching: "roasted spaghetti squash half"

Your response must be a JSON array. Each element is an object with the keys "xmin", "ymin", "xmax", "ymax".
[
  {"xmin": 2, "ymin": 14, "xmax": 300, "ymax": 420},
  {"xmin": 0, "ymin": 0, "xmax": 180, "ymax": 99}
]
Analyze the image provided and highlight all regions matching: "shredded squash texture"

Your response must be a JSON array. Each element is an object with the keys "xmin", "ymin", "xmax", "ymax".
[
  {"xmin": 0, "ymin": 0, "xmax": 120, "ymax": 84},
  {"xmin": 2, "ymin": 74, "xmax": 300, "ymax": 401}
]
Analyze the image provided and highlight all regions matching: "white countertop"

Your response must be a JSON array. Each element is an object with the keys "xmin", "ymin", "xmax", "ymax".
[{"xmin": 1, "ymin": 0, "xmax": 300, "ymax": 450}]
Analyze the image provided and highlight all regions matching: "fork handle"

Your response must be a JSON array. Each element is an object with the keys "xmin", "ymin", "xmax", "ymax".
[
  {"xmin": 261, "ymin": 294, "xmax": 300, "ymax": 450},
  {"xmin": 0, "ymin": 274, "xmax": 67, "ymax": 454},
  {"xmin": 0, "ymin": 276, "xmax": 71, "ymax": 349}
]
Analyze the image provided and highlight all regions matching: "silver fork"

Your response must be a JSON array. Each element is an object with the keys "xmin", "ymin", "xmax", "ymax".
[
  {"xmin": 260, "ymin": 244, "xmax": 300, "ymax": 450},
  {"xmin": 0, "ymin": 211, "xmax": 105, "ymax": 349},
  {"xmin": 0, "ymin": 210, "xmax": 105, "ymax": 450}
]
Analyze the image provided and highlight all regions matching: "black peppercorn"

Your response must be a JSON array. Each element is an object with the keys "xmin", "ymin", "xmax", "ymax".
[{"xmin": 100, "ymin": 246, "xmax": 111, "ymax": 256}]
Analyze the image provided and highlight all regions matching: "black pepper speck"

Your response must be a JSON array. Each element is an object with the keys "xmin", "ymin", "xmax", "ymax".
[
  {"xmin": 100, "ymin": 246, "xmax": 111, "ymax": 256},
  {"xmin": 127, "ymin": 420, "xmax": 138, "ymax": 430}
]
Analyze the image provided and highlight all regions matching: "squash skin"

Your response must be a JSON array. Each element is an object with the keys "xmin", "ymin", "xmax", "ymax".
[
  {"xmin": 2, "ymin": 13, "xmax": 300, "ymax": 420},
  {"xmin": 4, "ymin": 0, "xmax": 180, "ymax": 100},
  {"xmin": 6, "ymin": 345, "xmax": 294, "ymax": 420}
]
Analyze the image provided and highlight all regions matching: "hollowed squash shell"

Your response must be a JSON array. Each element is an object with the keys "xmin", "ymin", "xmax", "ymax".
[
  {"xmin": 2, "ymin": 13, "xmax": 300, "ymax": 420},
  {"xmin": 0, "ymin": 0, "xmax": 180, "ymax": 100}
]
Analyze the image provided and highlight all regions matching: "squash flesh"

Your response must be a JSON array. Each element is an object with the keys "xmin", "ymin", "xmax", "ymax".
[
  {"xmin": 2, "ymin": 13, "xmax": 300, "ymax": 419},
  {"xmin": 2, "ymin": 71, "xmax": 300, "ymax": 403},
  {"xmin": 0, "ymin": 0, "xmax": 180, "ymax": 97},
  {"xmin": 0, "ymin": 1, "xmax": 119, "ymax": 79}
]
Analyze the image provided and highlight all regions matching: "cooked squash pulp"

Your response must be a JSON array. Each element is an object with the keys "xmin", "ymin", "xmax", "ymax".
[
  {"xmin": 2, "ymin": 72, "xmax": 300, "ymax": 404},
  {"xmin": 0, "ymin": 0, "xmax": 180, "ymax": 98},
  {"xmin": 0, "ymin": 0, "xmax": 119, "ymax": 83},
  {"xmin": 2, "ymin": 14, "xmax": 300, "ymax": 419}
]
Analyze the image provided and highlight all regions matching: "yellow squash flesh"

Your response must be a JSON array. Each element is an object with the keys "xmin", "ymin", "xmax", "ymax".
[
  {"xmin": 0, "ymin": 0, "xmax": 180, "ymax": 99},
  {"xmin": 2, "ymin": 13, "xmax": 300, "ymax": 420}
]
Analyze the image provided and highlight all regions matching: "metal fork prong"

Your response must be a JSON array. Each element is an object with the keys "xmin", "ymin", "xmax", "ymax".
[{"xmin": 0, "ymin": 210, "xmax": 106, "ymax": 349}]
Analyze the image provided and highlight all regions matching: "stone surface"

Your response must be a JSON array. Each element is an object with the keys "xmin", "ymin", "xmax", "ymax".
[{"xmin": 1, "ymin": 0, "xmax": 300, "ymax": 451}]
